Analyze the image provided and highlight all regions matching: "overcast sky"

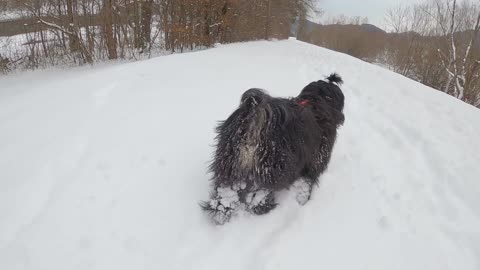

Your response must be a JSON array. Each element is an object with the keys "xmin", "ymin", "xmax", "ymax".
[{"xmin": 316, "ymin": 0, "xmax": 423, "ymax": 30}]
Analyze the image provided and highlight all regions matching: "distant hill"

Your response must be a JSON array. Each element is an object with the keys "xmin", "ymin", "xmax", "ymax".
[
  {"xmin": 293, "ymin": 20, "xmax": 388, "ymax": 62},
  {"xmin": 360, "ymin": 24, "xmax": 386, "ymax": 33},
  {"xmin": 293, "ymin": 20, "xmax": 386, "ymax": 37}
]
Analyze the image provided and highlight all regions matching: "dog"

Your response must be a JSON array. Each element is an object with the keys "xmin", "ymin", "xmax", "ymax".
[{"xmin": 202, "ymin": 74, "xmax": 345, "ymax": 225}]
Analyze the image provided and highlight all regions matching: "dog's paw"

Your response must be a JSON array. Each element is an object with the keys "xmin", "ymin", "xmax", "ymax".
[
  {"xmin": 216, "ymin": 186, "xmax": 240, "ymax": 208},
  {"xmin": 246, "ymin": 190, "xmax": 277, "ymax": 215},
  {"xmin": 251, "ymin": 200, "xmax": 277, "ymax": 215},
  {"xmin": 296, "ymin": 193, "xmax": 310, "ymax": 206},
  {"xmin": 211, "ymin": 205, "xmax": 235, "ymax": 225},
  {"xmin": 201, "ymin": 199, "xmax": 237, "ymax": 225},
  {"xmin": 201, "ymin": 185, "xmax": 243, "ymax": 225},
  {"xmin": 292, "ymin": 179, "xmax": 312, "ymax": 206}
]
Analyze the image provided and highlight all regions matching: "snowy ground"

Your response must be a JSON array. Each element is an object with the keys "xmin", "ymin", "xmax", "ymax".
[
  {"xmin": 0, "ymin": 11, "xmax": 22, "ymax": 22},
  {"xmin": 0, "ymin": 39, "xmax": 479, "ymax": 270}
]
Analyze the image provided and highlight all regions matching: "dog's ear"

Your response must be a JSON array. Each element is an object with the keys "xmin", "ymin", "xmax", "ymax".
[
  {"xmin": 329, "ymin": 85, "xmax": 345, "ymax": 113},
  {"xmin": 326, "ymin": 73, "xmax": 345, "ymax": 112}
]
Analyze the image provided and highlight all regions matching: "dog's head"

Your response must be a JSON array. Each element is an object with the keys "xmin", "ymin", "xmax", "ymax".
[{"xmin": 296, "ymin": 73, "xmax": 345, "ymax": 126}]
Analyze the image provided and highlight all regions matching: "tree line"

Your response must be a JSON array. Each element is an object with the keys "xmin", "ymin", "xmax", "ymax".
[{"xmin": 0, "ymin": 0, "xmax": 314, "ymax": 72}]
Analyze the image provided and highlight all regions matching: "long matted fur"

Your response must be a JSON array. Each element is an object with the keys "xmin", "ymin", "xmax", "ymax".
[{"xmin": 202, "ymin": 74, "xmax": 345, "ymax": 225}]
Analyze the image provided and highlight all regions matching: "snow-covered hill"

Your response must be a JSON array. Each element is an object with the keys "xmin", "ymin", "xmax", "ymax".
[{"xmin": 1, "ymin": 39, "xmax": 479, "ymax": 270}]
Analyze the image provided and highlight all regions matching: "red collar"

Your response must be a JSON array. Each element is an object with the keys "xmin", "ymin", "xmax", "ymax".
[{"xmin": 297, "ymin": 99, "xmax": 310, "ymax": 106}]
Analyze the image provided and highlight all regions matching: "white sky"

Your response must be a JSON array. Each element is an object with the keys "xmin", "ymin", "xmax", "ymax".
[{"xmin": 315, "ymin": 0, "xmax": 424, "ymax": 30}]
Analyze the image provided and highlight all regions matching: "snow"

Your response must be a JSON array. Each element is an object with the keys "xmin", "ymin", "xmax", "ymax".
[
  {"xmin": 0, "ymin": 11, "xmax": 22, "ymax": 22},
  {"xmin": 1, "ymin": 39, "xmax": 480, "ymax": 270}
]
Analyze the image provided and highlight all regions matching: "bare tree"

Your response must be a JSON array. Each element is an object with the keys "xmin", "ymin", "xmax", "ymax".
[
  {"xmin": 383, "ymin": 0, "xmax": 480, "ymax": 107},
  {"xmin": 435, "ymin": 0, "xmax": 480, "ymax": 104},
  {"xmin": 103, "ymin": 0, "xmax": 117, "ymax": 59},
  {"xmin": 386, "ymin": 4, "xmax": 411, "ymax": 33}
]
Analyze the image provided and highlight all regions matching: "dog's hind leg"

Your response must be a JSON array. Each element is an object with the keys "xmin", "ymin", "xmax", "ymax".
[
  {"xmin": 245, "ymin": 189, "xmax": 277, "ymax": 215},
  {"xmin": 201, "ymin": 183, "xmax": 245, "ymax": 225}
]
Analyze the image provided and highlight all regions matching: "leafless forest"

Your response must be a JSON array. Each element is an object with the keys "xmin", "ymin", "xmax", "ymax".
[{"xmin": 0, "ymin": 0, "xmax": 314, "ymax": 71}]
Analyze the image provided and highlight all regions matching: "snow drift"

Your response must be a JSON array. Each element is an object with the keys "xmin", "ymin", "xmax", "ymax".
[{"xmin": 0, "ymin": 39, "xmax": 479, "ymax": 270}]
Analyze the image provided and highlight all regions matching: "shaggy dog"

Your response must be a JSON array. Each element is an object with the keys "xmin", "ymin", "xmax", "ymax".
[{"xmin": 202, "ymin": 74, "xmax": 345, "ymax": 225}]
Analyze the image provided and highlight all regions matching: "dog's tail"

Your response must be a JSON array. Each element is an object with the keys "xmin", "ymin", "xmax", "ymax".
[
  {"xmin": 326, "ymin": 73, "xmax": 343, "ymax": 85},
  {"xmin": 241, "ymin": 88, "xmax": 268, "ymax": 108}
]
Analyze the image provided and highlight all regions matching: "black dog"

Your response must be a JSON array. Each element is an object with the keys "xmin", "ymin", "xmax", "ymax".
[{"xmin": 202, "ymin": 74, "xmax": 345, "ymax": 225}]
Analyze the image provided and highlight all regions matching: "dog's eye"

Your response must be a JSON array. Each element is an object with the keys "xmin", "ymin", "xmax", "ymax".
[{"xmin": 325, "ymin": 96, "xmax": 332, "ymax": 101}]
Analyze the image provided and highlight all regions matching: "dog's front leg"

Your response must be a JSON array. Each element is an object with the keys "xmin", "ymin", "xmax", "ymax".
[{"xmin": 292, "ymin": 178, "xmax": 314, "ymax": 206}]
